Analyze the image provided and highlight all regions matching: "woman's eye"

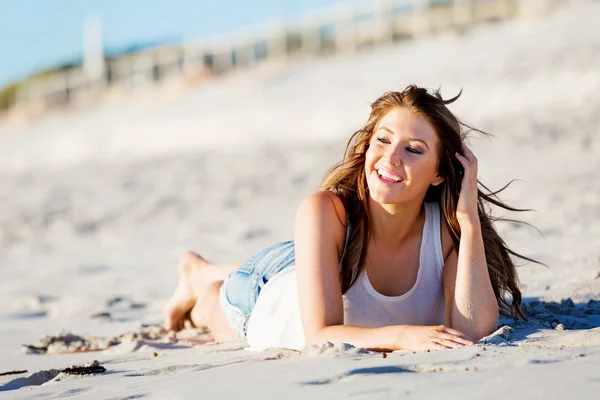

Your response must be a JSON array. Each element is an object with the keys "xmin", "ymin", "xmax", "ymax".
[
  {"xmin": 377, "ymin": 137, "xmax": 390, "ymax": 144},
  {"xmin": 406, "ymin": 147, "xmax": 423, "ymax": 155}
]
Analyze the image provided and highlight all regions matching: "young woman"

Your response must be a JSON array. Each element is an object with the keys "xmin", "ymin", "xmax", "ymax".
[{"xmin": 163, "ymin": 85, "xmax": 529, "ymax": 352}]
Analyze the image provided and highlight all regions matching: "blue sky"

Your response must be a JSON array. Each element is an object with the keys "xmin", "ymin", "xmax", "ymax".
[{"xmin": 0, "ymin": 0, "xmax": 349, "ymax": 88}]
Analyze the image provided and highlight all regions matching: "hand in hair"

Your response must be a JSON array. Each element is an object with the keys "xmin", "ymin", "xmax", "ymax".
[
  {"xmin": 394, "ymin": 325, "xmax": 475, "ymax": 351},
  {"xmin": 455, "ymin": 143, "xmax": 480, "ymax": 228}
]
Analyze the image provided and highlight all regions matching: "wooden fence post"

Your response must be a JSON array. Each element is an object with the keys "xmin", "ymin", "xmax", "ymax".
[
  {"xmin": 496, "ymin": 0, "xmax": 511, "ymax": 19},
  {"xmin": 453, "ymin": 0, "xmax": 473, "ymax": 29},
  {"xmin": 377, "ymin": 0, "xmax": 396, "ymax": 43},
  {"xmin": 334, "ymin": 4, "xmax": 357, "ymax": 53},
  {"xmin": 412, "ymin": 0, "xmax": 432, "ymax": 37},
  {"xmin": 210, "ymin": 40, "xmax": 234, "ymax": 75},
  {"xmin": 299, "ymin": 15, "xmax": 322, "ymax": 56},
  {"xmin": 266, "ymin": 22, "xmax": 288, "ymax": 61}
]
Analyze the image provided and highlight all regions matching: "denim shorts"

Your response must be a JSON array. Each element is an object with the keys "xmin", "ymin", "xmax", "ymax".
[{"xmin": 219, "ymin": 241, "xmax": 296, "ymax": 339}]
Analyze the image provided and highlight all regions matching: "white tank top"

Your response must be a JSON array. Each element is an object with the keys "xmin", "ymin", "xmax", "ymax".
[{"xmin": 245, "ymin": 202, "xmax": 446, "ymax": 351}]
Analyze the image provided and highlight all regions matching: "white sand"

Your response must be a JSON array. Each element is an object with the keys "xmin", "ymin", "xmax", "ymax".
[{"xmin": 1, "ymin": 1, "xmax": 600, "ymax": 398}]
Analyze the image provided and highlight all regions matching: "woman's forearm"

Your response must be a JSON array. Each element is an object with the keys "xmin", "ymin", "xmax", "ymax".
[
  {"xmin": 453, "ymin": 223, "xmax": 499, "ymax": 340},
  {"xmin": 309, "ymin": 324, "xmax": 475, "ymax": 351},
  {"xmin": 309, "ymin": 324, "xmax": 401, "ymax": 351}
]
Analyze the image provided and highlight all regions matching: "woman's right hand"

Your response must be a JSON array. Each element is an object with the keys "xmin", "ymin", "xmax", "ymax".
[{"xmin": 395, "ymin": 325, "xmax": 476, "ymax": 351}]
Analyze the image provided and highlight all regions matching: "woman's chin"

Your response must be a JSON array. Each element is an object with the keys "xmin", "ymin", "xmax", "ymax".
[
  {"xmin": 369, "ymin": 190, "xmax": 404, "ymax": 206},
  {"xmin": 367, "ymin": 177, "xmax": 411, "ymax": 205}
]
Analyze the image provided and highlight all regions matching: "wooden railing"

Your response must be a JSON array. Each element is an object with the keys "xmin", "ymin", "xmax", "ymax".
[{"xmin": 3, "ymin": 0, "xmax": 562, "ymax": 114}]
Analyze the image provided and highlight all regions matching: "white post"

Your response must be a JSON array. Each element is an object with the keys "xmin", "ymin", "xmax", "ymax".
[
  {"xmin": 299, "ymin": 15, "xmax": 322, "ymax": 56},
  {"xmin": 210, "ymin": 39, "xmax": 234, "ymax": 74},
  {"xmin": 496, "ymin": 0, "xmax": 511, "ymax": 20},
  {"xmin": 83, "ymin": 15, "xmax": 106, "ymax": 86},
  {"xmin": 453, "ymin": 0, "xmax": 473, "ymax": 29},
  {"xmin": 233, "ymin": 40, "xmax": 252, "ymax": 68},
  {"xmin": 412, "ymin": 0, "xmax": 432, "ymax": 37},
  {"xmin": 266, "ymin": 22, "xmax": 287, "ymax": 61},
  {"xmin": 182, "ymin": 45, "xmax": 209, "ymax": 76},
  {"xmin": 377, "ymin": 0, "xmax": 395, "ymax": 44},
  {"xmin": 131, "ymin": 51, "xmax": 154, "ymax": 87},
  {"xmin": 334, "ymin": 4, "xmax": 357, "ymax": 53}
]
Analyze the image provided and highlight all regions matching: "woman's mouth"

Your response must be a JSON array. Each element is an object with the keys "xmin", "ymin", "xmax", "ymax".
[{"xmin": 376, "ymin": 168, "xmax": 404, "ymax": 185}]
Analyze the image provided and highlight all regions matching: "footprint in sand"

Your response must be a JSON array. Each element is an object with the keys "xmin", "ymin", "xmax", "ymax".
[
  {"xmin": 123, "ymin": 364, "xmax": 210, "ymax": 377},
  {"xmin": 0, "ymin": 369, "xmax": 61, "ymax": 391},
  {"xmin": 302, "ymin": 366, "xmax": 414, "ymax": 385}
]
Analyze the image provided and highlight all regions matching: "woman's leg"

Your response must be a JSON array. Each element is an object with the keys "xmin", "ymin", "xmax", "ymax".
[
  {"xmin": 163, "ymin": 251, "xmax": 240, "ymax": 332},
  {"xmin": 189, "ymin": 280, "xmax": 239, "ymax": 342}
]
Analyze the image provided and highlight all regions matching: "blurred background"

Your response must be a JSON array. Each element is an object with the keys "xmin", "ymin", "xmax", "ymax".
[{"xmin": 0, "ymin": 0, "xmax": 598, "ymax": 335}]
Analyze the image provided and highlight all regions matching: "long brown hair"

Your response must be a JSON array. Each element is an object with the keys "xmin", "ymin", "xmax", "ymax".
[{"xmin": 320, "ymin": 85, "xmax": 537, "ymax": 320}]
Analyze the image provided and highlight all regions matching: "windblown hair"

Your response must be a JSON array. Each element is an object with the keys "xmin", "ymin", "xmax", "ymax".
[{"xmin": 320, "ymin": 85, "xmax": 537, "ymax": 320}]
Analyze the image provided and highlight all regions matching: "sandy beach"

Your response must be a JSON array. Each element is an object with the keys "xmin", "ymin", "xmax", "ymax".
[{"xmin": 1, "ymin": 1, "xmax": 600, "ymax": 398}]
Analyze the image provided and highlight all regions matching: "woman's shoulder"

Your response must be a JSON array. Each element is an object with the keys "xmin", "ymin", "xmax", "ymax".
[
  {"xmin": 298, "ymin": 190, "xmax": 348, "ymax": 228},
  {"xmin": 295, "ymin": 191, "xmax": 348, "ymax": 259}
]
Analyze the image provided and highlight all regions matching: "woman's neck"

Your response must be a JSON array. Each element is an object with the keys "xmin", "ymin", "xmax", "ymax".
[{"xmin": 367, "ymin": 196, "xmax": 425, "ymax": 249}]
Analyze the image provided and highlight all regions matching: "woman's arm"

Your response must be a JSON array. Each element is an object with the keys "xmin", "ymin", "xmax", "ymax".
[
  {"xmin": 443, "ymin": 228, "xmax": 499, "ymax": 341},
  {"xmin": 312, "ymin": 324, "xmax": 473, "ymax": 351},
  {"xmin": 294, "ymin": 191, "xmax": 474, "ymax": 351},
  {"xmin": 294, "ymin": 191, "xmax": 347, "ymax": 341},
  {"xmin": 444, "ymin": 144, "xmax": 500, "ymax": 340}
]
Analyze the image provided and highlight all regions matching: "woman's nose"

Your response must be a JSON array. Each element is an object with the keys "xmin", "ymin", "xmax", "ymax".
[{"xmin": 386, "ymin": 147, "xmax": 403, "ymax": 167}]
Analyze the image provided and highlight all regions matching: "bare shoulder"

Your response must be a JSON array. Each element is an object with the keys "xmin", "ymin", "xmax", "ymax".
[
  {"xmin": 296, "ymin": 191, "xmax": 348, "ymax": 257},
  {"xmin": 439, "ymin": 209, "xmax": 455, "ymax": 262},
  {"xmin": 298, "ymin": 191, "xmax": 346, "ymax": 225}
]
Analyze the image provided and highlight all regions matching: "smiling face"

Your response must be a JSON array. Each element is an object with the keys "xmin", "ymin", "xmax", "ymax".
[{"xmin": 365, "ymin": 107, "xmax": 444, "ymax": 206}]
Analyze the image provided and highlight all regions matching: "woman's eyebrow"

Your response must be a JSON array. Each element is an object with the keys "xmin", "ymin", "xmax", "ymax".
[
  {"xmin": 377, "ymin": 127, "xmax": 430, "ymax": 150},
  {"xmin": 376, "ymin": 126, "xmax": 394, "ymax": 135}
]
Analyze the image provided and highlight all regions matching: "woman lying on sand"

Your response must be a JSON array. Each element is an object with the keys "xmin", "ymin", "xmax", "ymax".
[{"xmin": 163, "ymin": 85, "xmax": 531, "ymax": 352}]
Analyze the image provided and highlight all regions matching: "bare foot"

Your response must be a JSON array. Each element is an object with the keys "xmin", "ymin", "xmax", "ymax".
[{"xmin": 163, "ymin": 252, "xmax": 209, "ymax": 331}]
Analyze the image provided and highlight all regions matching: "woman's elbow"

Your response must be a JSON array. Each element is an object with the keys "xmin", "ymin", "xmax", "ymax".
[{"xmin": 473, "ymin": 313, "xmax": 500, "ymax": 341}]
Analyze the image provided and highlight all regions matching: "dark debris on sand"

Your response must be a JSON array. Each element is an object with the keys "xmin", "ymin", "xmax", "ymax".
[
  {"xmin": 61, "ymin": 360, "xmax": 105, "ymax": 375},
  {"xmin": 0, "ymin": 370, "xmax": 27, "ymax": 377}
]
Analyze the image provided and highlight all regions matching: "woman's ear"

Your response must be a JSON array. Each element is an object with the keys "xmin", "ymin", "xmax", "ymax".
[{"xmin": 431, "ymin": 174, "xmax": 445, "ymax": 187}]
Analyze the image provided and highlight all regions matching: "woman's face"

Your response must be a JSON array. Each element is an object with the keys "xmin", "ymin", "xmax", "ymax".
[{"xmin": 365, "ymin": 107, "xmax": 444, "ymax": 205}]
